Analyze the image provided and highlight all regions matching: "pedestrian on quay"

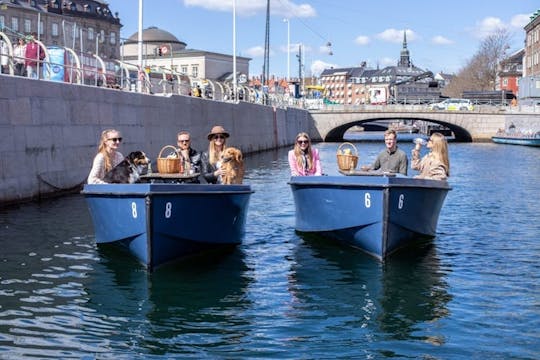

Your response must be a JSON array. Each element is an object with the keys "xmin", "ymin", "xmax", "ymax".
[
  {"xmin": 24, "ymin": 33, "xmax": 45, "ymax": 79},
  {"xmin": 14, "ymin": 37, "xmax": 27, "ymax": 76}
]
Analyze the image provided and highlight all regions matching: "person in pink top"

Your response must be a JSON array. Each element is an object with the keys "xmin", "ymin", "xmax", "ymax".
[
  {"xmin": 24, "ymin": 33, "xmax": 45, "ymax": 79},
  {"xmin": 288, "ymin": 132, "xmax": 323, "ymax": 176}
]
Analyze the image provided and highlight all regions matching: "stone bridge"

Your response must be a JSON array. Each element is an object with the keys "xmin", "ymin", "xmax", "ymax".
[{"xmin": 307, "ymin": 106, "xmax": 540, "ymax": 142}]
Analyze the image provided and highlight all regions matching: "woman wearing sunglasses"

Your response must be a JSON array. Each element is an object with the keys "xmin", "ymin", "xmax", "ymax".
[
  {"xmin": 201, "ymin": 125, "xmax": 230, "ymax": 184},
  {"xmin": 87, "ymin": 129, "xmax": 124, "ymax": 184},
  {"xmin": 288, "ymin": 132, "xmax": 322, "ymax": 176},
  {"xmin": 411, "ymin": 132, "xmax": 450, "ymax": 180}
]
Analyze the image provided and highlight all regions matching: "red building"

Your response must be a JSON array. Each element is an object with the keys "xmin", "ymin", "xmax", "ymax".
[{"xmin": 498, "ymin": 49, "xmax": 524, "ymax": 97}]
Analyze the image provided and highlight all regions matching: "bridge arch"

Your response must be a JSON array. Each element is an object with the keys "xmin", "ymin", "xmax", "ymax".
[
  {"xmin": 324, "ymin": 116, "xmax": 473, "ymax": 142},
  {"xmin": 309, "ymin": 109, "xmax": 509, "ymax": 143}
]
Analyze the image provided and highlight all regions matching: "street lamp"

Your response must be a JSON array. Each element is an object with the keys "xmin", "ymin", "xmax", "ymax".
[
  {"xmin": 232, "ymin": 0, "xmax": 237, "ymax": 102},
  {"xmin": 283, "ymin": 18, "xmax": 290, "ymax": 82},
  {"xmin": 137, "ymin": 0, "xmax": 143, "ymax": 93}
]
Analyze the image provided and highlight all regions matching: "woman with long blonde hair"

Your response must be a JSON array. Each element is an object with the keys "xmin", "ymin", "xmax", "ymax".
[
  {"xmin": 288, "ymin": 132, "xmax": 322, "ymax": 176},
  {"xmin": 411, "ymin": 132, "xmax": 450, "ymax": 180},
  {"xmin": 201, "ymin": 125, "xmax": 229, "ymax": 184},
  {"xmin": 87, "ymin": 129, "xmax": 124, "ymax": 184}
]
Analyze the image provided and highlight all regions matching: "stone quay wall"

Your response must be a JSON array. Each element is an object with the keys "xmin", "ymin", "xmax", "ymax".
[{"xmin": 0, "ymin": 75, "xmax": 311, "ymax": 205}]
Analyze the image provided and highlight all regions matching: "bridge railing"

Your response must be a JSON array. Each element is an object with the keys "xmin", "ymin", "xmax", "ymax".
[{"xmin": 304, "ymin": 102, "xmax": 540, "ymax": 114}]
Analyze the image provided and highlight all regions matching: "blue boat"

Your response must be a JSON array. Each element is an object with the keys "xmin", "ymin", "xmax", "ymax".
[
  {"xmin": 82, "ymin": 183, "xmax": 253, "ymax": 271},
  {"xmin": 289, "ymin": 172, "xmax": 451, "ymax": 260}
]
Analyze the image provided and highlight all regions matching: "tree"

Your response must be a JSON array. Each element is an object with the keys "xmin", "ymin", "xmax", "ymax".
[{"xmin": 443, "ymin": 28, "xmax": 513, "ymax": 97}]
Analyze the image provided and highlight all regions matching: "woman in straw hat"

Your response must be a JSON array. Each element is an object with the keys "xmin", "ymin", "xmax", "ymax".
[{"xmin": 201, "ymin": 125, "xmax": 230, "ymax": 183}]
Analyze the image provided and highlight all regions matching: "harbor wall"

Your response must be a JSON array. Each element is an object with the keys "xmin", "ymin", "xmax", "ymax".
[{"xmin": 0, "ymin": 75, "xmax": 312, "ymax": 205}]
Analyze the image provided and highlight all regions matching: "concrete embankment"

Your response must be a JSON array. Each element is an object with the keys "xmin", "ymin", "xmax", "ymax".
[{"xmin": 0, "ymin": 75, "xmax": 313, "ymax": 205}]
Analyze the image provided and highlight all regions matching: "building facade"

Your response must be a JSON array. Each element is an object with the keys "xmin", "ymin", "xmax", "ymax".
[
  {"xmin": 498, "ymin": 49, "xmax": 524, "ymax": 96},
  {"xmin": 120, "ymin": 26, "xmax": 250, "ymax": 83},
  {"xmin": 519, "ymin": 9, "xmax": 540, "ymax": 103},
  {"xmin": 319, "ymin": 32, "xmax": 440, "ymax": 105},
  {"xmin": 0, "ymin": 0, "xmax": 121, "ymax": 59}
]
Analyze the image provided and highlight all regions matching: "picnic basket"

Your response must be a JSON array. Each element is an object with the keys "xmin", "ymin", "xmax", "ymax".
[
  {"xmin": 157, "ymin": 145, "xmax": 183, "ymax": 174},
  {"xmin": 336, "ymin": 142, "xmax": 359, "ymax": 171}
]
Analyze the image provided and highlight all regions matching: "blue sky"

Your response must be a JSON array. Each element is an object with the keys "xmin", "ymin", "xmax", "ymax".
[{"xmin": 106, "ymin": 0, "xmax": 537, "ymax": 78}]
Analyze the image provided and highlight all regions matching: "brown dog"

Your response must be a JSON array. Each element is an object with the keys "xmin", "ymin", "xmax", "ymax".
[{"xmin": 220, "ymin": 147, "xmax": 244, "ymax": 184}]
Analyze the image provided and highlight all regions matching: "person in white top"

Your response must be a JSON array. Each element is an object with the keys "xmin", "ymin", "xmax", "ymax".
[
  {"xmin": 13, "ymin": 37, "xmax": 26, "ymax": 76},
  {"xmin": 87, "ymin": 129, "xmax": 125, "ymax": 184},
  {"xmin": 0, "ymin": 40, "xmax": 8, "ymax": 74}
]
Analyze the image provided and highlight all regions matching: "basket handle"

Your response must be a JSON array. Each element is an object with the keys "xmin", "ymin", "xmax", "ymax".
[
  {"xmin": 158, "ymin": 145, "xmax": 179, "ymax": 158},
  {"xmin": 337, "ymin": 142, "xmax": 358, "ymax": 156}
]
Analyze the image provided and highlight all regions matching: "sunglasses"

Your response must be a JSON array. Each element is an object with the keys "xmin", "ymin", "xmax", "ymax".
[
  {"xmin": 297, "ymin": 140, "xmax": 309, "ymax": 144},
  {"xmin": 213, "ymin": 135, "xmax": 226, "ymax": 140},
  {"xmin": 108, "ymin": 137, "xmax": 122, "ymax": 143},
  {"xmin": 178, "ymin": 139, "xmax": 190, "ymax": 143}
]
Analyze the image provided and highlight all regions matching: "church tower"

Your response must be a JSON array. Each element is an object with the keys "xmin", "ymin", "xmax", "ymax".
[{"xmin": 398, "ymin": 30, "xmax": 412, "ymax": 67}]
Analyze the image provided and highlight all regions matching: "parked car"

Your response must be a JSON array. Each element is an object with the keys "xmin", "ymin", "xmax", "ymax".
[{"xmin": 429, "ymin": 98, "xmax": 474, "ymax": 111}]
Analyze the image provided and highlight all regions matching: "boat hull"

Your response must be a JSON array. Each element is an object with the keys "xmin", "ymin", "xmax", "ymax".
[
  {"xmin": 289, "ymin": 175, "xmax": 450, "ymax": 260},
  {"xmin": 82, "ymin": 183, "xmax": 252, "ymax": 270},
  {"xmin": 491, "ymin": 136, "xmax": 540, "ymax": 146}
]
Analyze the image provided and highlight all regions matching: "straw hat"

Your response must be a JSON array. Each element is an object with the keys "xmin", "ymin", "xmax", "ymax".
[{"xmin": 207, "ymin": 125, "xmax": 230, "ymax": 140}]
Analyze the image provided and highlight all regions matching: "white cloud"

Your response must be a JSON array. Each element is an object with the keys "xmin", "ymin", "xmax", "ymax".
[
  {"xmin": 183, "ymin": 0, "xmax": 316, "ymax": 17},
  {"xmin": 244, "ymin": 46, "xmax": 266, "ymax": 58},
  {"xmin": 431, "ymin": 35, "xmax": 453, "ymax": 45},
  {"xmin": 380, "ymin": 57, "xmax": 395, "ymax": 67},
  {"xmin": 311, "ymin": 60, "xmax": 337, "ymax": 77},
  {"xmin": 376, "ymin": 28, "xmax": 416, "ymax": 43},
  {"xmin": 474, "ymin": 17, "xmax": 506, "ymax": 38},
  {"xmin": 355, "ymin": 36, "xmax": 370, "ymax": 45},
  {"xmin": 510, "ymin": 14, "xmax": 531, "ymax": 28}
]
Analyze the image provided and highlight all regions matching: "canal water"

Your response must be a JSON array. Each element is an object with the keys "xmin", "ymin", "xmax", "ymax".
[{"xmin": 0, "ymin": 135, "xmax": 538, "ymax": 359}]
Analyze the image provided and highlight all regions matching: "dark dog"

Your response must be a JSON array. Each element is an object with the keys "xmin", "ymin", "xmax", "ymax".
[
  {"xmin": 104, "ymin": 151, "xmax": 150, "ymax": 184},
  {"xmin": 220, "ymin": 147, "xmax": 244, "ymax": 184}
]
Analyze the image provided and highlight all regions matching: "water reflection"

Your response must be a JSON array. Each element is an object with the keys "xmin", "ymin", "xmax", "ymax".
[
  {"xmin": 290, "ymin": 235, "xmax": 451, "ymax": 345},
  {"xmin": 86, "ymin": 246, "xmax": 253, "ymax": 355},
  {"xmin": 378, "ymin": 244, "xmax": 452, "ymax": 342}
]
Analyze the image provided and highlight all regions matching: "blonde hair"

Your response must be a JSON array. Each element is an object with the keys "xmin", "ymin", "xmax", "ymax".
[
  {"xmin": 97, "ymin": 129, "xmax": 120, "ymax": 172},
  {"xmin": 207, "ymin": 135, "xmax": 227, "ymax": 165},
  {"xmin": 430, "ymin": 132, "xmax": 450, "ymax": 176},
  {"xmin": 294, "ymin": 132, "xmax": 314, "ymax": 171}
]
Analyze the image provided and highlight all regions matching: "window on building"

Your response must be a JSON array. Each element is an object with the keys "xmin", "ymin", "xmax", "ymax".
[
  {"xmin": 11, "ymin": 17, "xmax": 18, "ymax": 32},
  {"xmin": 39, "ymin": 21, "xmax": 43, "ymax": 35},
  {"xmin": 503, "ymin": 79, "xmax": 508, "ymax": 86},
  {"xmin": 181, "ymin": 66, "xmax": 188, "ymax": 74},
  {"xmin": 52, "ymin": 23, "xmax": 59, "ymax": 37},
  {"xmin": 100, "ymin": 30, "xmax": 105, "ymax": 43},
  {"xmin": 0, "ymin": 15, "xmax": 4, "ymax": 29},
  {"xmin": 88, "ymin": 27, "xmax": 94, "ymax": 41},
  {"xmin": 191, "ymin": 66, "xmax": 198, "ymax": 78},
  {"xmin": 24, "ymin": 19, "xmax": 31, "ymax": 33},
  {"xmin": 110, "ymin": 32, "xmax": 116, "ymax": 45}
]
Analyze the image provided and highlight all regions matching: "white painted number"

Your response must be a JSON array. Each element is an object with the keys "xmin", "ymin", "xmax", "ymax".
[
  {"xmin": 364, "ymin": 193, "xmax": 371, "ymax": 208},
  {"xmin": 398, "ymin": 194, "xmax": 404, "ymax": 209},
  {"xmin": 165, "ymin": 202, "xmax": 172, "ymax": 218},
  {"xmin": 131, "ymin": 202, "xmax": 137, "ymax": 218}
]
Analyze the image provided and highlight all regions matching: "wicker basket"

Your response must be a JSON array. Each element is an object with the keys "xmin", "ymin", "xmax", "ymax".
[
  {"xmin": 336, "ymin": 142, "xmax": 359, "ymax": 171},
  {"xmin": 156, "ymin": 145, "xmax": 183, "ymax": 174}
]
